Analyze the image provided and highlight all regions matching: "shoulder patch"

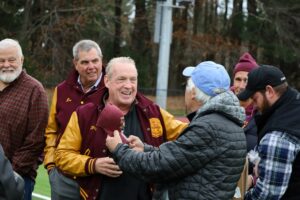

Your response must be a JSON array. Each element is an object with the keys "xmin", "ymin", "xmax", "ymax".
[{"xmin": 149, "ymin": 118, "xmax": 163, "ymax": 138}]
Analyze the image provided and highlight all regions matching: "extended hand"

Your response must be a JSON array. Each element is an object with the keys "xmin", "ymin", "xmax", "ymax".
[
  {"xmin": 95, "ymin": 157, "xmax": 122, "ymax": 177},
  {"xmin": 106, "ymin": 130, "xmax": 122, "ymax": 152},
  {"xmin": 127, "ymin": 135, "xmax": 144, "ymax": 152}
]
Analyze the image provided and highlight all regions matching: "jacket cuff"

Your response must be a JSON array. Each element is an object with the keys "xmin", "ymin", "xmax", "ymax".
[
  {"xmin": 46, "ymin": 163, "xmax": 56, "ymax": 174},
  {"xmin": 144, "ymin": 143, "xmax": 155, "ymax": 152},
  {"xmin": 85, "ymin": 158, "xmax": 97, "ymax": 175}
]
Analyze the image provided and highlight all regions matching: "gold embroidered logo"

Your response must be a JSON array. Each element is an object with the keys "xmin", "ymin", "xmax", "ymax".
[
  {"xmin": 149, "ymin": 118, "xmax": 163, "ymax": 138},
  {"xmin": 65, "ymin": 97, "xmax": 72, "ymax": 103},
  {"xmin": 90, "ymin": 125, "xmax": 97, "ymax": 131}
]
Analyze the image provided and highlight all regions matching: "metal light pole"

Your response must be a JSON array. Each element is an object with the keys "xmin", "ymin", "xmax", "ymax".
[
  {"xmin": 154, "ymin": 0, "xmax": 173, "ymax": 109},
  {"xmin": 154, "ymin": 0, "xmax": 192, "ymax": 109}
]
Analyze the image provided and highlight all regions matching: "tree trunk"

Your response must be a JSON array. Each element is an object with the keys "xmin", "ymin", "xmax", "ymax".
[
  {"xmin": 246, "ymin": 0, "xmax": 258, "ymax": 55},
  {"xmin": 131, "ymin": 0, "xmax": 153, "ymax": 88},
  {"xmin": 114, "ymin": 0, "xmax": 122, "ymax": 56},
  {"xmin": 169, "ymin": 3, "xmax": 189, "ymax": 95},
  {"xmin": 19, "ymin": 0, "xmax": 32, "ymax": 42},
  {"xmin": 229, "ymin": 0, "xmax": 244, "ymax": 44}
]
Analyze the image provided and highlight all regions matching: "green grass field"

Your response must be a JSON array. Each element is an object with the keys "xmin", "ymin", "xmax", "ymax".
[{"xmin": 33, "ymin": 166, "xmax": 51, "ymax": 199}]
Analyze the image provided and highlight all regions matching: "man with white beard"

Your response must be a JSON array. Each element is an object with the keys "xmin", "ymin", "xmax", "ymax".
[{"xmin": 0, "ymin": 38, "xmax": 49, "ymax": 200}]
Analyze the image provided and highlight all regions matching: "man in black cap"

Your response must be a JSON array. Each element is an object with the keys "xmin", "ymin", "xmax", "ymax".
[{"xmin": 238, "ymin": 65, "xmax": 300, "ymax": 199}]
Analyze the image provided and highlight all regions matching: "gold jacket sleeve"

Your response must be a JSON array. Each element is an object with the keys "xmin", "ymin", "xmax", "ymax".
[
  {"xmin": 55, "ymin": 112, "xmax": 95, "ymax": 176},
  {"xmin": 160, "ymin": 108, "xmax": 188, "ymax": 141},
  {"xmin": 43, "ymin": 87, "xmax": 58, "ymax": 170}
]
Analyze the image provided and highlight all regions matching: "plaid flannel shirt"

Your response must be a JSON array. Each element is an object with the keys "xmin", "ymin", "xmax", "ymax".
[
  {"xmin": 0, "ymin": 71, "xmax": 49, "ymax": 179},
  {"xmin": 245, "ymin": 131, "xmax": 300, "ymax": 200}
]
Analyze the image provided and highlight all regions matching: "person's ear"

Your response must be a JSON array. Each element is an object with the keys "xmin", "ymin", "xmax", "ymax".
[
  {"xmin": 21, "ymin": 56, "xmax": 24, "ymax": 65},
  {"xmin": 104, "ymin": 74, "xmax": 109, "ymax": 87},
  {"xmin": 73, "ymin": 59, "xmax": 78, "ymax": 70},
  {"xmin": 191, "ymin": 87, "xmax": 197, "ymax": 100},
  {"xmin": 265, "ymin": 85, "xmax": 275, "ymax": 99}
]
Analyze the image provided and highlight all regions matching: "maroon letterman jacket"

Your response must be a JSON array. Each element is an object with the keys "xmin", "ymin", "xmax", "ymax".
[
  {"xmin": 44, "ymin": 69, "xmax": 105, "ymax": 170},
  {"xmin": 55, "ymin": 87, "xmax": 187, "ymax": 200}
]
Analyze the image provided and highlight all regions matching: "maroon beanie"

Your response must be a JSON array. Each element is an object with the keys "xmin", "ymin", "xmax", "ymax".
[
  {"xmin": 96, "ymin": 103, "xmax": 128, "ymax": 143},
  {"xmin": 233, "ymin": 52, "xmax": 258, "ymax": 76}
]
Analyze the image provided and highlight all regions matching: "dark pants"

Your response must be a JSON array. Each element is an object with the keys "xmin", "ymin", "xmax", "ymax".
[
  {"xmin": 49, "ymin": 167, "xmax": 80, "ymax": 200},
  {"xmin": 23, "ymin": 176, "xmax": 34, "ymax": 200}
]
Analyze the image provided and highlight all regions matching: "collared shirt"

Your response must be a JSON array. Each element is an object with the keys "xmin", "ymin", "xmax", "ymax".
[
  {"xmin": 0, "ymin": 71, "xmax": 49, "ymax": 179},
  {"xmin": 245, "ymin": 131, "xmax": 300, "ymax": 200},
  {"xmin": 77, "ymin": 73, "xmax": 102, "ymax": 93}
]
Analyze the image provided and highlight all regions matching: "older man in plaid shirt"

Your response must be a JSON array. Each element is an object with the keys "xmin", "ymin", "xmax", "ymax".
[
  {"xmin": 0, "ymin": 38, "xmax": 49, "ymax": 200},
  {"xmin": 238, "ymin": 65, "xmax": 300, "ymax": 199}
]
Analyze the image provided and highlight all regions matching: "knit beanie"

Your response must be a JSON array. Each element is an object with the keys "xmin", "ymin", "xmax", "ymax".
[{"xmin": 233, "ymin": 52, "xmax": 258, "ymax": 76}]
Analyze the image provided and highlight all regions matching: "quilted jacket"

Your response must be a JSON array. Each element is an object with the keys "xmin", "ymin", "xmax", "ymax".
[{"xmin": 112, "ymin": 91, "xmax": 247, "ymax": 200}]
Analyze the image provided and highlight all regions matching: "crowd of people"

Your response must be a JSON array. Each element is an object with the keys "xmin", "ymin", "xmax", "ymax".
[{"xmin": 0, "ymin": 38, "xmax": 299, "ymax": 200}]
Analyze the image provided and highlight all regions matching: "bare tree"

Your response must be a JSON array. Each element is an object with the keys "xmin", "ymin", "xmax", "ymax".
[
  {"xmin": 131, "ymin": 0, "xmax": 153, "ymax": 88},
  {"xmin": 114, "ymin": 0, "xmax": 122, "ymax": 56},
  {"xmin": 193, "ymin": 0, "xmax": 205, "ymax": 35},
  {"xmin": 229, "ymin": 0, "xmax": 244, "ymax": 44}
]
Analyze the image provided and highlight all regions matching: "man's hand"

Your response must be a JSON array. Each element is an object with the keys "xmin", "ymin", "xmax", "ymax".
[
  {"xmin": 106, "ymin": 130, "xmax": 122, "ymax": 152},
  {"xmin": 94, "ymin": 157, "xmax": 122, "ymax": 177},
  {"xmin": 128, "ymin": 135, "xmax": 144, "ymax": 152}
]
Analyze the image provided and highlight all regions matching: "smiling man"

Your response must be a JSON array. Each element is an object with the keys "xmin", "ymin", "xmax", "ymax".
[
  {"xmin": 55, "ymin": 57, "xmax": 187, "ymax": 200},
  {"xmin": 43, "ymin": 39, "xmax": 105, "ymax": 199},
  {"xmin": 0, "ymin": 38, "xmax": 49, "ymax": 200},
  {"xmin": 105, "ymin": 61, "xmax": 247, "ymax": 200},
  {"xmin": 0, "ymin": 39, "xmax": 23, "ymax": 89}
]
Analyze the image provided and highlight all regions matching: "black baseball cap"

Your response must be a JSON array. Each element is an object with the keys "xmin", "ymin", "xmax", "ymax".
[{"xmin": 238, "ymin": 65, "xmax": 286, "ymax": 101}]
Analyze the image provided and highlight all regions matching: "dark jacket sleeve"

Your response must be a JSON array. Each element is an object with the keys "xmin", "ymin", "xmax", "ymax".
[
  {"xmin": 0, "ymin": 145, "xmax": 24, "ymax": 200},
  {"xmin": 112, "ymin": 121, "xmax": 218, "ymax": 183}
]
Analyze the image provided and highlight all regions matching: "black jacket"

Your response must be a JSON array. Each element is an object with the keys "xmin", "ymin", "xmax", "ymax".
[
  {"xmin": 0, "ymin": 144, "xmax": 24, "ymax": 200},
  {"xmin": 255, "ymin": 87, "xmax": 300, "ymax": 199}
]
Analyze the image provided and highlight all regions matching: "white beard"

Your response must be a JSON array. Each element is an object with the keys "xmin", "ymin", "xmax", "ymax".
[{"xmin": 0, "ymin": 67, "xmax": 22, "ymax": 83}]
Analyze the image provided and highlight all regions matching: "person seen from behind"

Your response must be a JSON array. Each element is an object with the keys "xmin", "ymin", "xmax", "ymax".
[{"xmin": 106, "ymin": 61, "xmax": 247, "ymax": 200}]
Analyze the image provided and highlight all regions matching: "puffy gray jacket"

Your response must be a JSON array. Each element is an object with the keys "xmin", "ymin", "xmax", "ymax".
[
  {"xmin": 112, "ymin": 91, "xmax": 247, "ymax": 200},
  {"xmin": 0, "ymin": 144, "xmax": 24, "ymax": 200}
]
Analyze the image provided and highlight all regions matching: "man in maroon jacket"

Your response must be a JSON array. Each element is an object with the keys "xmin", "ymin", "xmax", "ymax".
[
  {"xmin": 55, "ymin": 57, "xmax": 187, "ymax": 200},
  {"xmin": 44, "ymin": 39, "xmax": 105, "ymax": 199}
]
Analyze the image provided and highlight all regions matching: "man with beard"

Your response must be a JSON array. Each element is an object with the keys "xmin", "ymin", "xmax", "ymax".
[
  {"xmin": 238, "ymin": 65, "xmax": 300, "ymax": 199},
  {"xmin": 0, "ymin": 38, "xmax": 49, "ymax": 200}
]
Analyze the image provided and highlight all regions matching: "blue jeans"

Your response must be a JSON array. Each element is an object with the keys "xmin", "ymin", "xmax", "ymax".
[{"xmin": 23, "ymin": 176, "xmax": 35, "ymax": 200}]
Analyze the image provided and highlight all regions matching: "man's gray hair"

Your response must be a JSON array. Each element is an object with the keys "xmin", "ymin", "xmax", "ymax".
[
  {"xmin": 0, "ymin": 38, "xmax": 23, "ymax": 57},
  {"xmin": 186, "ymin": 78, "xmax": 211, "ymax": 104},
  {"xmin": 106, "ymin": 57, "xmax": 137, "ymax": 78},
  {"xmin": 72, "ymin": 39, "xmax": 103, "ymax": 60}
]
